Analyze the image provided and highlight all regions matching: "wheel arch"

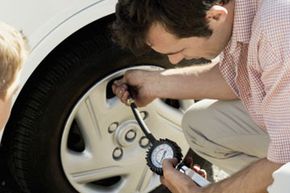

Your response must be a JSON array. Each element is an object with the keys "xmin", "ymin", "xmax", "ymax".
[
  {"xmin": 1, "ymin": 12, "xmax": 117, "ymax": 142},
  {"xmin": 19, "ymin": 0, "xmax": 116, "ymax": 97}
]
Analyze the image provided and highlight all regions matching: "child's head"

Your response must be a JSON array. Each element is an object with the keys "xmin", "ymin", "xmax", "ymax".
[
  {"xmin": 0, "ymin": 22, "xmax": 28, "ymax": 99},
  {"xmin": 0, "ymin": 21, "xmax": 28, "ymax": 130}
]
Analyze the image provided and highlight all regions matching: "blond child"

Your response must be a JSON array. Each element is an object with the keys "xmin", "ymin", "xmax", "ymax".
[{"xmin": 0, "ymin": 22, "xmax": 28, "ymax": 131}]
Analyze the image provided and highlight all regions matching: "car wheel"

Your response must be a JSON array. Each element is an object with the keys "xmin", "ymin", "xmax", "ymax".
[{"xmin": 3, "ymin": 22, "xmax": 192, "ymax": 193}]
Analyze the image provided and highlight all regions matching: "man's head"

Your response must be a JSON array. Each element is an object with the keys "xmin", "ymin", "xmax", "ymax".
[
  {"xmin": 112, "ymin": 0, "xmax": 234, "ymax": 64},
  {"xmin": 0, "ymin": 22, "xmax": 28, "ymax": 130}
]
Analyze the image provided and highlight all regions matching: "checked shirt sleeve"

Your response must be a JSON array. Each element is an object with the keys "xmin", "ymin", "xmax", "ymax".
[{"xmin": 258, "ymin": 36, "xmax": 290, "ymax": 163}]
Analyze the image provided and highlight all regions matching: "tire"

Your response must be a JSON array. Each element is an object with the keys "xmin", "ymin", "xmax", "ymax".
[{"xmin": 2, "ymin": 22, "xmax": 192, "ymax": 193}]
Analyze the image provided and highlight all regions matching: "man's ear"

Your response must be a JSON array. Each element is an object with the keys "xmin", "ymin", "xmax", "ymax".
[{"xmin": 206, "ymin": 5, "xmax": 228, "ymax": 24}]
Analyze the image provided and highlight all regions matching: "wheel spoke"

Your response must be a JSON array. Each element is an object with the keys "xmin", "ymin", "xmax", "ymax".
[
  {"xmin": 88, "ymin": 80, "xmax": 113, "ymax": 116},
  {"xmin": 135, "ymin": 166, "xmax": 160, "ymax": 193},
  {"xmin": 62, "ymin": 149, "xmax": 126, "ymax": 184},
  {"xmin": 89, "ymin": 78, "xmax": 132, "ymax": 116},
  {"xmin": 62, "ymin": 150, "xmax": 95, "ymax": 176},
  {"xmin": 75, "ymin": 101, "xmax": 109, "ymax": 150},
  {"xmin": 82, "ymin": 82, "xmax": 130, "ymax": 139},
  {"xmin": 71, "ymin": 165, "xmax": 125, "ymax": 184},
  {"xmin": 144, "ymin": 100, "xmax": 190, "ymax": 152},
  {"xmin": 147, "ymin": 100, "xmax": 183, "ymax": 132}
]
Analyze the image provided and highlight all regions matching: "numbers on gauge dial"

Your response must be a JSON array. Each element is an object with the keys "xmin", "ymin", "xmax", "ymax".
[{"xmin": 151, "ymin": 143, "xmax": 174, "ymax": 168}]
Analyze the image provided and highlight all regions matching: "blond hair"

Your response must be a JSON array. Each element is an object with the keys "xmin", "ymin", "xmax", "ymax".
[{"xmin": 0, "ymin": 22, "xmax": 28, "ymax": 99}]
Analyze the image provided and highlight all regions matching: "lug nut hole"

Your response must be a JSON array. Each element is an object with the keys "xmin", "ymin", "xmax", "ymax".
[
  {"xmin": 108, "ymin": 122, "xmax": 119, "ymax": 133},
  {"xmin": 113, "ymin": 147, "xmax": 123, "ymax": 160},
  {"xmin": 125, "ymin": 129, "xmax": 137, "ymax": 142},
  {"xmin": 139, "ymin": 136, "xmax": 150, "ymax": 148}
]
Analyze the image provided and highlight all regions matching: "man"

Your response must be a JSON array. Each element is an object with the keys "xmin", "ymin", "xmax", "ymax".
[
  {"xmin": 112, "ymin": 0, "xmax": 290, "ymax": 192},
  {"xmin": 0, "ymin": 21, "xmax": 28, "ymax": 131}
]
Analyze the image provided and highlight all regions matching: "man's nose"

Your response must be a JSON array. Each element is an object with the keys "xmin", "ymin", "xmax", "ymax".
[{"xmin": 168, "ymin": 54, "xmax": 184, "ymax": 64}]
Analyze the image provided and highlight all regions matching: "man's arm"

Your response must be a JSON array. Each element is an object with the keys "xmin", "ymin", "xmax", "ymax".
[
  {"xmin": 113, "ymin": 62, "xmax": 237, "ymax": 106},
  {"xmin": 162, "ymin": 158, "xmax": 283, "ymax": 193},
  {"xmin": 205, "ymin": 158, "xmax": 282, "ymax": 193},
  {"xmin": 155, "ymin": 62, "xmax": 237, "ymax": 100}
]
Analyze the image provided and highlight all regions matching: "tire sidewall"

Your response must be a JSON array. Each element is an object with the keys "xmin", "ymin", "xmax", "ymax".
[{"xmin": 27, "ymin": 47, "xmax": 170, "ymax": 192}]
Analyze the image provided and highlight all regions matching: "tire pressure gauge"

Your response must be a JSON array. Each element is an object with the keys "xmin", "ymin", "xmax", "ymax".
[
  {"xmin": 127, "ymin": 99, "xmax": 183, "ymax": 176},
  {"xmin": 127, "ymin": 98, "xmax": 210, "ymax": 187},
  {"xmin": 146, "ymin": 138, "xmax": 182, "ymax": 175}
]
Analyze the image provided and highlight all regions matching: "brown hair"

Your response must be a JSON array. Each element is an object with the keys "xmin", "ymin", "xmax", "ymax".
[
  {"xmin": 112, "ymin": 0, "xmax": 230, "ymax": 54},
  {"xmin": 0, "ymin": 22, "xmax": 28, "ymax": 99}
]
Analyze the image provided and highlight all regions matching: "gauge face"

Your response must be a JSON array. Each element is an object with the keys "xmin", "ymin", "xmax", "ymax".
[
  {"xmin": 146, "ymin": 139, "xmax": 183, "ymax": 175},
  {"xmin": 150, "ymin": 143, "xmax": 174, "ymax": 168}
]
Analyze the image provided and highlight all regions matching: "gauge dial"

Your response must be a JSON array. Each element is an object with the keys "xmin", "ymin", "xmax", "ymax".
[
  {"xmin": 151, "ymin": 143, "xmax": 174, "ymax": 168},
  {"xmin": 146, "ymin": 138, "xmax": 183, "ymax": 175}
]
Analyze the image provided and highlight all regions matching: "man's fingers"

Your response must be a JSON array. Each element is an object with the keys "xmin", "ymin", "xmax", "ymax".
[
  {"xmin": 199, "ymin": 169, "xmax": 207, "ymax": 179},
  {"xmin": 193, "ymin": 164, "xmax": 201, "ymax": 172},
  {"xmin": 160, "ymin": 159, "xmax": 178, "ymax": 189},
  {"xmin": 162, "ymin": 158, "xmax": 179, "ymax": 174},
  {"xmin": 113, "ymin": 78, "xmax": 126, "ymax": 86},
  {"xmin": 121, "ymin": 91, "xmax": 130, "ymax": 104},
  {"xmin": 163, "ymin": 158, "xmax": 179, "ymax": 167},
  {"xmin": 112, "ymin": 81, "xmax": 130, "ymax": 102},
  {"xmin": 193, "ymin": 164, "xmax": 207, "ymax": 179}
]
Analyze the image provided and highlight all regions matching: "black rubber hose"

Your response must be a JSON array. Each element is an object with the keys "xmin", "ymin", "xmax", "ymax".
[{"xmin": 128, "ymin": 100, "xmax": 157, "ymax": 144}]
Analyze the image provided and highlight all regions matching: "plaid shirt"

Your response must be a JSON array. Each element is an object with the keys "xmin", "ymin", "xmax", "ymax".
[{"xmin": 219, "ymin": 0, "xmax": 290, "ymax": 163}]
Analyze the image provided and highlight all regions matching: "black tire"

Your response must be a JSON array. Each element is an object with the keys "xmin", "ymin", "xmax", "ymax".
[{"xmin": 2, "ymin": 21, "xmax": 171, "ymax": 193}]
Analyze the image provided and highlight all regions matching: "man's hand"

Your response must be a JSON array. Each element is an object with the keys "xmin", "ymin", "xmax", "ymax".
[
  {"xmin": 162, "ymin": 158, "xmax": 282, "ymax": 193},
  {"xmin": 112, "ymin": 63, "xmax": 237, "ymax": 107},
  {"xmin": 205, "ymin": 158, "xmax": 282, "ymax": 193},
  {"xmin": 112, "ymin": 69, "xmax": 160, "ymax": 107},
  {"xmin": 161, "ymin": 159, "xmax": 202, "ymax": 193}
]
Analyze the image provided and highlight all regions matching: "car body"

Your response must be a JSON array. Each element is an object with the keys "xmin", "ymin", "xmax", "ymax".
[
  {"xmin": 0, "ymin": 1, "xmax": 191, "ymax": 193},
  {"xmin": 0, "ymin": 0, "xmax": 116, "ymax": 117}
]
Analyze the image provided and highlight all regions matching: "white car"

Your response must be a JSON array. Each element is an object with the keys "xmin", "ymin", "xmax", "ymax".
[{"xmin": 0, "ymin": 1, "xmax": 192, "ymax": 193}]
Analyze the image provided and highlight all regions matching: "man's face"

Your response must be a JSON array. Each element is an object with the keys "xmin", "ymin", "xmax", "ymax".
[
  {"xmin": 146, "ymin": 3, "xmax": 234, "ymax": 65},
  {"xmin": 146, "ymin": 23, "xmax": 218, "ymax": 64}
]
